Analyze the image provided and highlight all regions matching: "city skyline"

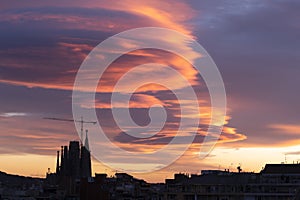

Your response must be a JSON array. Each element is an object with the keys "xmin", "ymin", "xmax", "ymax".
[{"xmin": 0, "ymin": 0, "xmax": 300, "ymax": 183}]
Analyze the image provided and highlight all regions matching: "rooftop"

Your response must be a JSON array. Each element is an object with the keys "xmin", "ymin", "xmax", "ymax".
[{"xmin": 261, "ymin": 164, "xmax": 300, "ymax": 174}]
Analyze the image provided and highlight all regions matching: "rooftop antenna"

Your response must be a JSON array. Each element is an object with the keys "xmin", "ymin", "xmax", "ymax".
[
  {"xmin": 237, "ymin": 163, "xmax": 242, "ymax": 173},
  {"xmin": 285, "ymin": 153, "xmax": 287, "ymax": 164}
]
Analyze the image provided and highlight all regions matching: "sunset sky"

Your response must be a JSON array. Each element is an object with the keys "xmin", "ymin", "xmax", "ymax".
[{"xmin": 0, "ymin": 0, "xmax": 300, "ymax": 182}]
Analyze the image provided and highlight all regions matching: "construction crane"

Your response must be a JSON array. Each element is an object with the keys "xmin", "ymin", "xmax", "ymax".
[{"xmin": 44, "ymin": 116, "xmax": 97, "ymax": 144}]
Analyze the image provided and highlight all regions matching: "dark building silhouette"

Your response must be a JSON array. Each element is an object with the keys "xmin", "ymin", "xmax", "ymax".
[
  {"xmin": 60, "ymin": 145, "xmax": 69, "ymax": 176},
  {"xmin": 55, "ymin": 150, "xmax": 60, "ymax": 175},
  {"xmin": 163, "ymin": 165, "xmax": 300, "ymax": 200},
  {"xmin": 49, "ymin": 133, "xmax": 92, "ymax": 198},
  {"xmin": 80, "ymin": 132, "xmax": 92, "ymax": 178},
  {"xmin": 80, "ymin": 174, "xmax": 110, "ymax": 200},
  {"xmin": 69, "ymin": 141, "xmax": 80, "ymax": 180},
  {"xmin": 261, "ymin": 163, "xmax": 300, "ymax": 174},
  {"xmin": 57, "ymin": 137, "xmax": 92, "ymax": 181}
]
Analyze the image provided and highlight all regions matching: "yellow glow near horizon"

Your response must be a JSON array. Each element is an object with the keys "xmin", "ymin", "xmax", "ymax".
[
  {"xmin": 204, "ymin": 145, "xmax": 300, "ymax": 173},
  {"xmin": 0, "ymin": 154, "xmax": 56, "ymax": 178},
  {"xmin": 2, "ymin": 144, "xmax": 300, "ymax": 182}
]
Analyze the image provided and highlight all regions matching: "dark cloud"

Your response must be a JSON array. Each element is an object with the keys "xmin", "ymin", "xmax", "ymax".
[
  {"xmin": 189, "ymin": 0, "xmax": 300, "ymax": 146},
  {"xmin": 285, "ymin": 151, "xmax": 300, "ymax": 156},
  {"xmin": 0, "ymin": 116, "xmax": 78, "ymax": 155},
  {"xmin": 0, "ymin": 84, "xmax": 71, "ymax": 115}
]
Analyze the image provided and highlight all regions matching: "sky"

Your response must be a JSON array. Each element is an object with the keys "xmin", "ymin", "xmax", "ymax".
[{"xmin": 0, "ymin": 0, "xmax": 300, "ymax": 182}]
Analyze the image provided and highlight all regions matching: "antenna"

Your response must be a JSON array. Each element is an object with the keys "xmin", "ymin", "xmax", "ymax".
[
  {"xmin": 285, "ymin": 153, "xmax": 287, "ymax": 164},
  {"xmin": 237, "ymin": 163, "xmax": 242, "ymax": 173}
]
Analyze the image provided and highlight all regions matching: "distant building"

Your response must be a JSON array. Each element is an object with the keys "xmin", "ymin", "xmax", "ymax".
[
  {"xmin": 57, "ymin": 137, "xmax": 92, "ymax": 181},
  {"xmin": 45, "ymin": 134, "xmax": 92, "ymax": 199},
  {"xmin": 0, "ymin": 171, "xmax": 43, "ymax": 199},
  {"xmin": 80, "ymin": 174, "xmax": 110, "ymax": 200},
  {"xmin": 164, "ymin": 164, "xmax": 300, "ymax": 200}
]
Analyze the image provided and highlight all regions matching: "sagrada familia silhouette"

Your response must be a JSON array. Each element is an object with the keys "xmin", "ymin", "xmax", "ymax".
[{"xmin": 50, "ymin": 131, "xmax": 92, "ymax": 196}]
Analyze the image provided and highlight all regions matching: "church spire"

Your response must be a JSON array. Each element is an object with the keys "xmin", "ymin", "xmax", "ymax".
[
  {"xmin": 56, "ymin": 150, "xmax": 60, "ymax": 175},
  {"xmin": 84, "ymin": 129, "xmax": 90, "ymax": 152},
  {"xmin": 80, "ymin": 129, "xmax": 92, "ymax": 178}
]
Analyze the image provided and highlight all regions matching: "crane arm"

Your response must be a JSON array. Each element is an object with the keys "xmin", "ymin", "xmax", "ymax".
[
  {"xmin": 44, "ymin": 117, "xmax": 96, "ymax": 124},
  {"xmin": 43, "ymin": 117, "xmax": 74, "ymax": 122},
  {"xmin": 74, "ymin": 120, "xmax": 97, "ymax": 124}
]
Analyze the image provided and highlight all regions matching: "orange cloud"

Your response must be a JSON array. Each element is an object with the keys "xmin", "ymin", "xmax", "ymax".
[
  {"xmin": 96, "ymin": 0, "xmax": 196, "ymax": 36},
  {"xmin": 92, "ymin": 49, "xmax": 201, "ymax": 93},
  {"xmin": 268, "ymin": 124, "xmax": 300, "ymax": 135},
  {"xmin": 219, "ymin": 126, "xmax": 247, "ymax": 143},
  {"xmin": 1, "ymin": 0, "xmax": 196, "ymax": 35}
]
